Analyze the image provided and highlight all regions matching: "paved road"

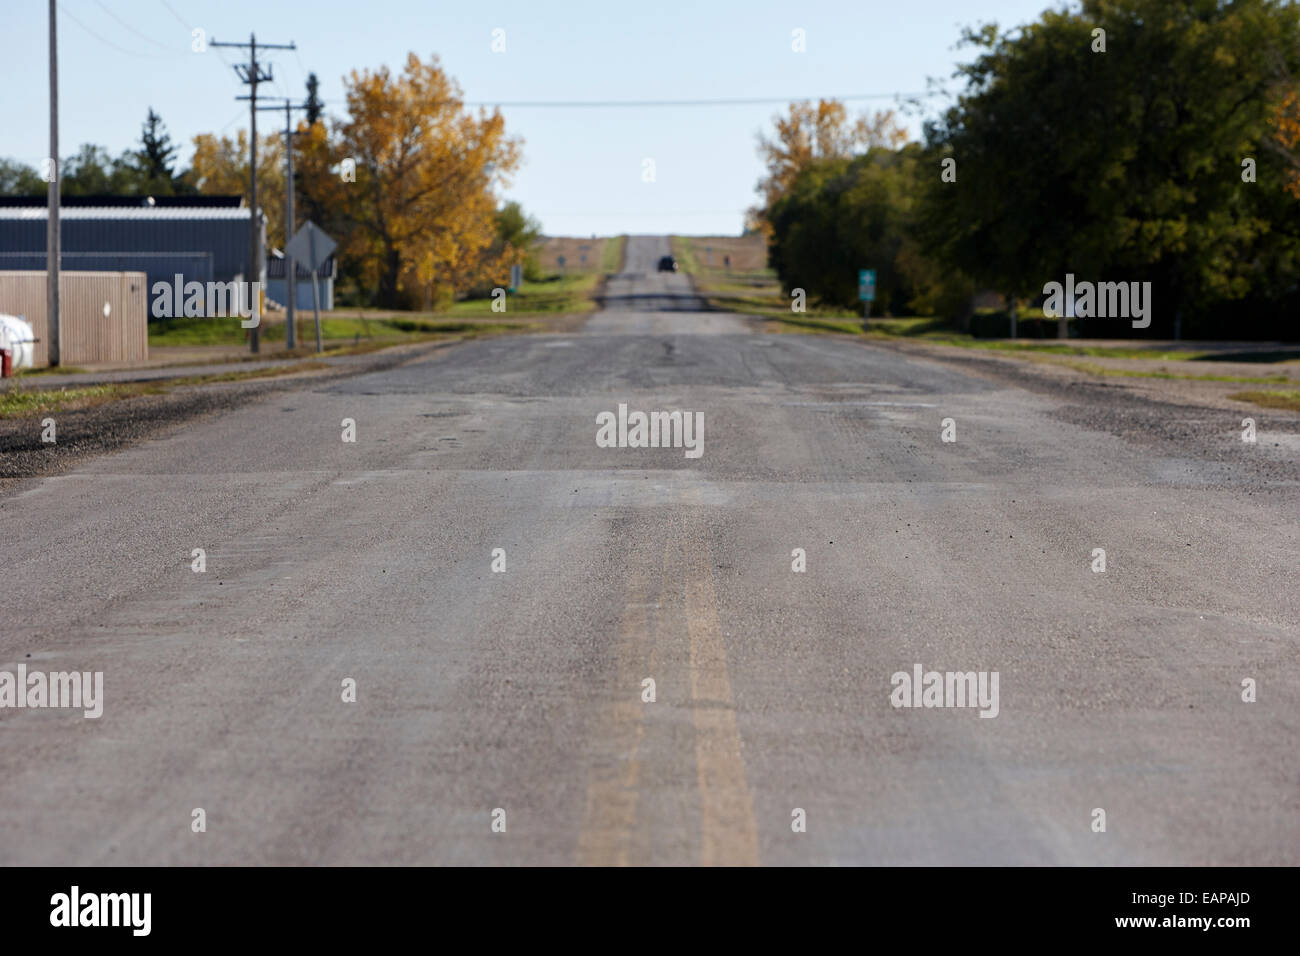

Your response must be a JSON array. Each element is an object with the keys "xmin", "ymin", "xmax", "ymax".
[{"xmin": 1, "ymin": 236, "xmax": 1296, "ymax": 865}]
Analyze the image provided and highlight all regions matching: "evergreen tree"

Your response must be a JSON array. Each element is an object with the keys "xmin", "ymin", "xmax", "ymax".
[
  {"xmin": 305, "ymin": 73, "xmax": 323, "ymax": 126},
  {"xmin": 138, "ymin": 109, "xmax": 177, "ymax": 181}
]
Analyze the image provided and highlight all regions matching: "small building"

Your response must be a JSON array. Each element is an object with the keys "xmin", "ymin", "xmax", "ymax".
[
  {"xmin": 0, "ymin": 270, "xmax": 149, "ymax": 367},
  {"xmin": 267, "ymin": 248, "xmax": 336, "ymax": 311}
]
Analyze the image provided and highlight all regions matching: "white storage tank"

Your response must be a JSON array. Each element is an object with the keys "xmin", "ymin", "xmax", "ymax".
[{"xmin": 0, "ymin": 312, "xmax": 36, "ymax": 369}]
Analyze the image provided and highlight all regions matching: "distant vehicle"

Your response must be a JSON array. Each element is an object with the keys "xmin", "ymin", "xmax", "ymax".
[{"xmin": 657, "ymin": 255, "xmax": 679, "ymax": 272}]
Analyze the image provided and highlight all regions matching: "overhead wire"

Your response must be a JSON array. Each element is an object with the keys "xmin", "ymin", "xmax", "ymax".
[
  {"xmin": 90, "ymin": 0, "xmax": 184, "ymax": 55},
  {"xmin": 318, "ymin": 91, "xmax": 944, "ymax": 110},
  {"xmin": 57, "ymin": 2, "xmax": 171, "ymax": 60}
]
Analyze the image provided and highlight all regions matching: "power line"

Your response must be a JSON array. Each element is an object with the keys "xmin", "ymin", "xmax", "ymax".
[
  {"xmin": 547, "ymin": 210, "xmax": 750, "ymax": 217},
  {"xmin": 269, "ymin": 64, "xmax": 291, "ymax": 102},
  {"xmin": 57, "ymin": 2, "xmax": 170, "ymax": 59},
  {"xmin": 158, "ymin": 0, "xmax": 189, "ymax": 30},
  {"xmin": 159, "ymin": 0, "xmax": 227, "ymax": 73},
  {"xmin": 217, "ymin": 107, "xmax": 245, "ymax": 134},
  {"xmin": 318, "ymin": 91, "xmax": 945, "ymax": 109},
  {"xmin": 292, "ymin": 45, "xmax": 309, "ymax": 90},
  {"xmin": 158, "ymin": 1, "xmax": 235, "ymax": 71},
  {"xmin": 91, "ymin": 0, "xmax": 182, "ymax": 54}
]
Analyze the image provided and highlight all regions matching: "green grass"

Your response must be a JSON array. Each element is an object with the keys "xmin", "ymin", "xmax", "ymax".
[
  {"xmin": 672, "ymin": 237, "xmax": 870, "ymax": 324},
  {"xmin": 983, "ymin": 343, "xmax": 1207, "ymax": 359},
  {"xmin": 601, "ymin": 236, "xmax": 626, "ymax": 272},
  {"xmin": 381, "ymin": 318, "xmax": 518, "ymax": 334},
  {"xmin": 1228, "ymin": 389, "xmax": 1300, "ymax": 412},
  {"xmin": 448, "ymin": 272, "xmax": 600, "ymax": 317},
  {"xmin": 0, "ymin": 361, "xmax": 336, "ymax": 420},
  {"xmin": 148, "ymin": 272, "xmax": 604, "ymax": 346},
  {"xmin": 0, "ymin": 384, "xmax": 121, "ymax": 417},
  {"xmin": 13, "ymin": 364, "xmax": 91, "ymax": 377},
  {"xmin": 1057, "ymin": 360, "xmax": 1290, "ymax": 385},
  {"xmin": 772, "ymin": 315, "xmax": 867, "ymax": 335},
  {"xmin": 148, "ymin": 314, "xmax": 426, "ymax": 348},
  {"xmin": 671, "ymin": 237, "xmax": 700, "ymax": 275},
  {"xmin": 149, "ymin": 311, "xmax": 534, "ymax": 348},
  {"xmin": 165, "ymin": 362, "xmax": 333, "ymax": 387},
  {"xmin": 868, "ymin": 332, "xmax": 1218, "ymax": 360}
]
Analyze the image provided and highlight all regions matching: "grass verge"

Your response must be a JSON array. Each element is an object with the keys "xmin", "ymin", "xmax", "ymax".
[
  {"xmin": 0, "ymin": 361, "xmax": 332, "ymax": 420},
  {"xmin": 1054, "ymin": 360, "xmax": 1290, "ymax": 385},
  {"xmin": 601, "ymin": 236, "xmax": 627, "ymax": 272},
  {"xmin": 447, "ymin": 273, "xmax": 601, "ymax": 317},
  {"xmin": 1227, "ymin": 389, "xmax": 1300, "ymax": 412}
]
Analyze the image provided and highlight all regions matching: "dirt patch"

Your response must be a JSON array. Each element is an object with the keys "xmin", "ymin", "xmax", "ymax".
[
  {"xmin": 538, "ymin": 237, "xmax": 612, "ymax": 273},
  {"xmin": 677, "ymin": 234, "xmax": 766, "ymax": 271}
]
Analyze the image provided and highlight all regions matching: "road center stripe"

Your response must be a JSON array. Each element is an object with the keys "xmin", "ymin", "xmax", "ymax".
[{"xmin": 681, "ymin": 504, "xmax": 759, "ymax": 866}]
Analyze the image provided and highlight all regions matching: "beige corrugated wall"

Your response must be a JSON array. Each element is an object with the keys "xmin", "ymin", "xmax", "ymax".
[{"xmin": 0, "ymin": 271, "xmax": 148, "ymax": 367}]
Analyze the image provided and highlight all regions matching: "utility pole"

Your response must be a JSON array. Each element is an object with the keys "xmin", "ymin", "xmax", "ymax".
[
  {"xmin": 257, "ymin": 99, "xmax": 309, "ymax": 350},
  {"xmin": 46, "ymin": 0, "xmax": 60, "ymax": 366},
  {"xmin": 284, "ymin": 100, "xmax": 295, "ymax": 350},
  {"xmin": 211, "ymin": 33, "xmax": 295, "ymax": 354}
]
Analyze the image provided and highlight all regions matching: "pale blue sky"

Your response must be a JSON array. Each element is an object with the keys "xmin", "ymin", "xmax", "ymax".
[{"xmin": 4, "ymin": 0, "xmax": 1059, "ymax": 236}]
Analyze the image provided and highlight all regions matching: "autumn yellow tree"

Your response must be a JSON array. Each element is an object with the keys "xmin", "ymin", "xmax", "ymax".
[
  {"xmin": 752, "ymin": 101, "xmax": 907, "ymax": 232},
  {"xmin": 1271, "ymin": 87, "xmax": 1300, "ymax": 198},
  {"xmin": 186, "ymin": 130, "xmax": 289, "ymax": 246},
  {"xmin": 298, "ymin": 53, "xmax": 521, "ymax": 308}
]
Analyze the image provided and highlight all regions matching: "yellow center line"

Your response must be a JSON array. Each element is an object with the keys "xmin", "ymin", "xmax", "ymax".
[
  {"xmin": 681, "ymin": 499, "xmax": 759, "ymax": 866},
  {"xmin": 576, "ymin": 541, "xmax": 662, "ymax": 865}
]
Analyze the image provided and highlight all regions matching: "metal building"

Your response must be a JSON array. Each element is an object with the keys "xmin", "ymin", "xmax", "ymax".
[{"xmin": 0, "ymin": 196, "xmax": 260, "ymax": 298}]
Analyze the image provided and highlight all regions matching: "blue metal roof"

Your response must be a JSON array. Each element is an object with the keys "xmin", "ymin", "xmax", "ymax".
[
  {"xmin": 0, "ymin": 207, "xmax": 252, "ymax": 221},
  {"xmin": 0, "ymin": 211, "xmax": 256, "ymax": 290}
]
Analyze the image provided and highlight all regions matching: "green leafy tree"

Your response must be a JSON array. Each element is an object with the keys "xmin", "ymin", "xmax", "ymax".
[
  {"xmin": 921, "ymin": 0, "xmax": 1300, "ymax": 337},
  {"xmin": 0, "ymin": 158, "xmax": 45, "ymax": 195},
  {"xmin": 60, "ymin": 144, "xmax": 138, "ymax": 195},
  {"xmin": 495, "ymin": 201, "xmax": 543, "ymax": 279},
  {"xmin": 767, "ymin": 145, "xmax": 932, "ymax": 315}
]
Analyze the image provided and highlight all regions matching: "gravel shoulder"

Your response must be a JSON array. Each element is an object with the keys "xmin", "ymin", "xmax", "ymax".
[
  {"xmin": 864, "ymin": 337, "xmax": 1300, "ymax": 478},
  {"xmin": 0, "ymin": 339, "xmax": 462, "ymax": 496}
]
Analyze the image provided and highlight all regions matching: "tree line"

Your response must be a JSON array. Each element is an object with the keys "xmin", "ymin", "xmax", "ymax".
[
  {"xmin": 1, "ymin": 60, "xmax": 540, "ymax": 311},
  {"xmin": 754, "ymin": 0, "xmax": 1300, "ymax": 339},
  {"xmin": 0, "ymin": 107, "xmax": 195, "ymax": 198}
]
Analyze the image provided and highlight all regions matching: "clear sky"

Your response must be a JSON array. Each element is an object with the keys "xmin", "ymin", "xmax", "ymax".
[{"xmin": 5, "ymin": 0, "xmax": 1058, "ymax": 237}]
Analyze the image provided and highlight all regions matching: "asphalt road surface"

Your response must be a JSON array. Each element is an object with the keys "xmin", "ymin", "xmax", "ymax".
[{"xmin": 1, "ymin": 236, "xmax": 1296, "ymax": 865}]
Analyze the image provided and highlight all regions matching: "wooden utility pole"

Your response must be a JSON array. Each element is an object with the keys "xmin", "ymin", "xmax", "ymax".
[
  {"xmin": 211, "ymin": 33, "xmax": 296, "ymax": 354},
  {"xmin": 46, "ymin": 0, "xmax": 60, "ymax": 366},
  {"xmin": 257, "ymin": 99, "xmax": 309, "ymax": 350}
]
